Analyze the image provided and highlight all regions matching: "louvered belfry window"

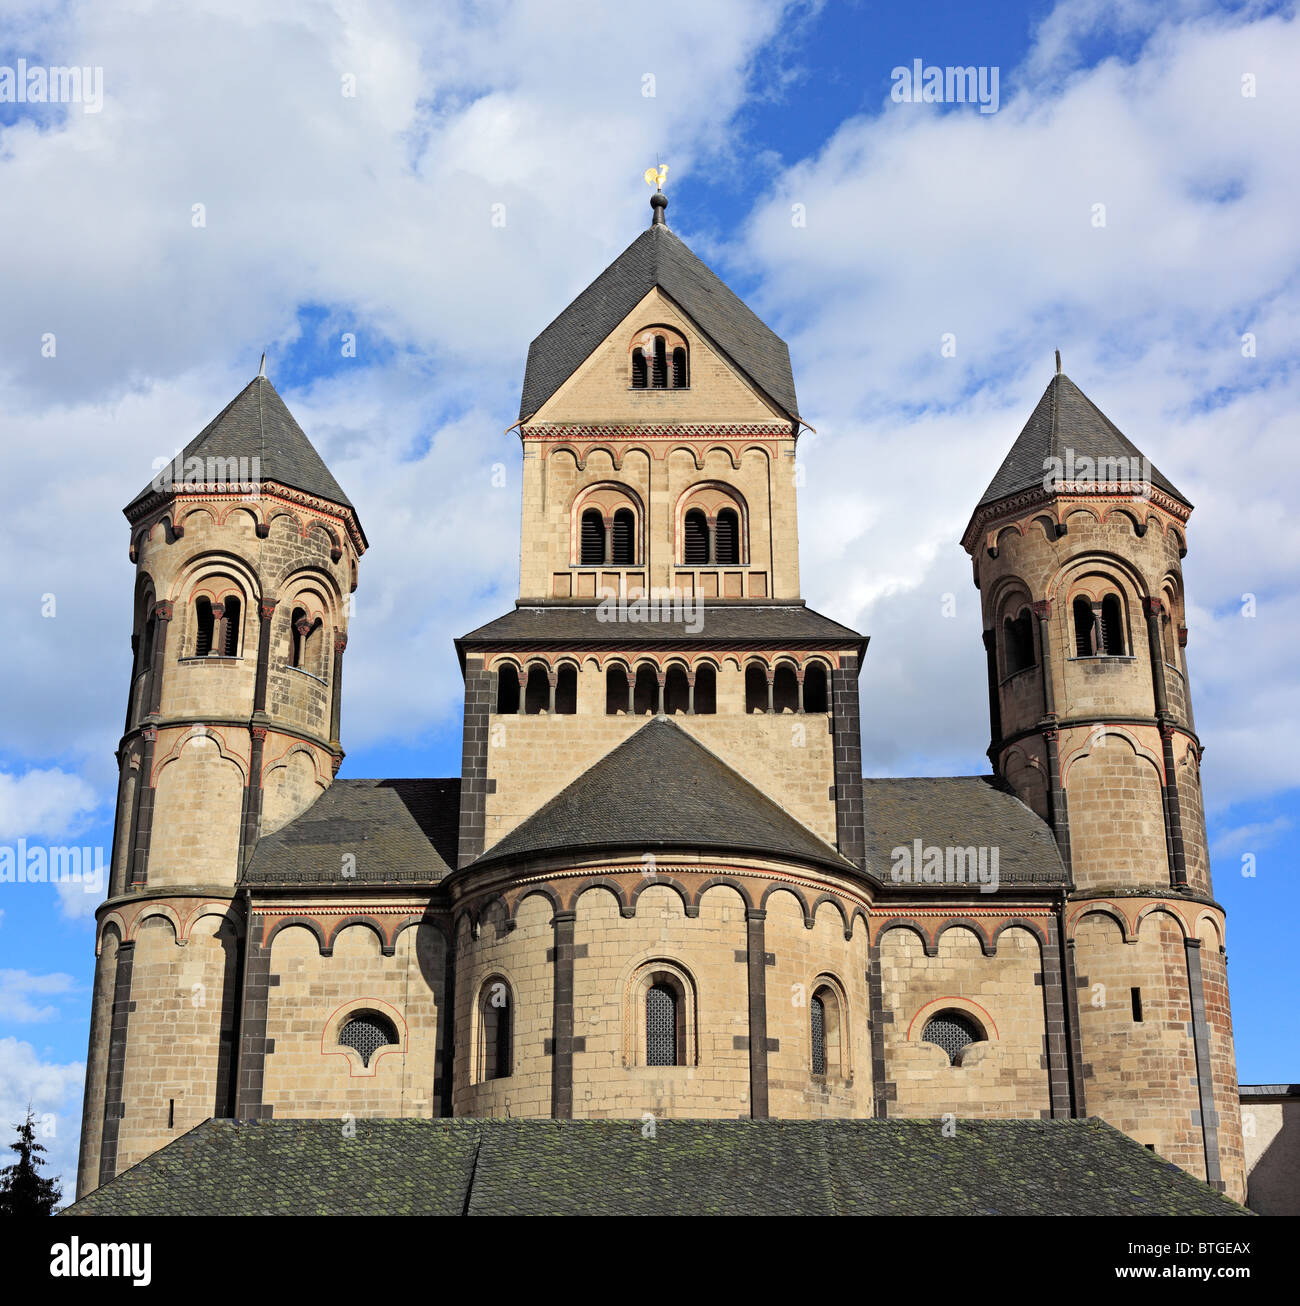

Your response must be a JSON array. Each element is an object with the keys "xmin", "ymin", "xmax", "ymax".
[
  {"xmin": 683, "ymin": 509, "xmax": 709, "ymax": 565},
  {"xmin": 1073, "ymin": 597, "xmax": 1096, "ymax": 657},
  {"xmin": 646, "ymin": 983, "xmax": 678, "ymax": 1066},
  {"xmin": 810, "ymin": 994, "xmax": 827, "ymax": 1076},
  {"xmin": 1100, "ymin": 594, "xmax": 1125, "ymax": 655},
  {"xmin": 651, "ymin": 335, "xmax": 668, "ymax": 388},
  {"xmin": 672, "ymin": 346, "xmax": 688, "ymax": 388},
  {"xmin": 631, "ymin": 346, "xmax": 648, "ymax": 388},
  {"xmin": 921, "ymin": 1011, "xmax": 981, "ymax": 1066},
  {"xmin": 194, "ymin": 597, "xmax": 215, "ymax": 657},
  {"xmin": 222, "ymin": 596, "xmax": 241, "ymax": 657},
  {"xmin": 580, "ymin": 509, "xmax": 606, "ymax": 565},
  {"xmin": 610, "ymin": 509, "xmax": 635, "ymax": 565},
  {"xmin": 339, "ymin": 1011, "xmax": 398, "ymax": 1068},
  {"xmin": 714, "ymin": 509, "xmax": 740, "ymax": 565}
]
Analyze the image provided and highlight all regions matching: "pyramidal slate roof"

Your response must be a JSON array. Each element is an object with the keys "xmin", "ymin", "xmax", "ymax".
[
  {"xmin": 127, "ymin": 374, "xmax": 354, "ymax": 513},
  {"xmin": 64, "ymin": 1117, "xmax": 1247, "ymax": 1217},
  {"xmin": 474, "ymin": 717, "xmax": 848, "ymax": 871},
  {"xmin": 978, "ymin": 372, "xmax": 1187, "ymax": 509},
  {"xmin": 519, "ymin": 212, "xmax": 798, "ymax": 421},
  {"xmin": 243, "ymin": 778, "xmax": 459, "ymax": 886}
]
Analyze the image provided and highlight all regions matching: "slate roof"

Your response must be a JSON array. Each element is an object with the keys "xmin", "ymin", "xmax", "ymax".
[
  {"xmin": 64, "ymin": 1117, "xmax": 1246, "ymax": 1217},
  {"xmin": 473, "ymin": 717, "xmax": 850, "ymax": 872},
  {"xmin": 242, "ymin": 778, "xmax": 459, "ymax": 886},
  {"xmin": 978, "ymin": 372, "xmax": 1187, "ymax": 509},
  {"xmin": 126, "ymin": 374, "xmax": 355, "ymax": 514},
  {"xmin": 862, "ymin": 776, "xmax": 1068, "ymax": 887},
  {"xmin": 458, "ymin": 602, "xmax": 865, "ymax": 653},
  {"xmin": 519, "ymin": 216, "xmax": 798, "ymax": 421}
]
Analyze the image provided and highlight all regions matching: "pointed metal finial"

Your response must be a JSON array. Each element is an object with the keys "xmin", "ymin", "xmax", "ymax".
[
  {"xmin": 1055, "ymin": 349, "xmax": 1062, "ymax": 374},
  {"xmin": 258, "ymin": 352, "xmax": 267, "ymax": 378}
]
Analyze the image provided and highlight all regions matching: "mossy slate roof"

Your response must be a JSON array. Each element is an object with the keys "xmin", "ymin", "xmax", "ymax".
[
  {"xmin": 242, "ymin": 778, "xmax": 459, "ymax": 886},
  {"xmin": 65, "ymin": 1118, "xmax": 1246, "ymax": 1217}
]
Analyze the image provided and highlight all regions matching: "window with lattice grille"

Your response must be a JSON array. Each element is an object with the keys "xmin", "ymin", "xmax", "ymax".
[
  {"xmin": 921, "ymin": 1011, "xmax": 982, "ymax": 1065},
  {"xmin": 646, "ymin": 983, "xmax": 678, "ymax": 1066},
  {"xmin": 339, "ymin": 1011, "xmax": 398, "ymax": 1067},
  {"xmin": 810, "ymin": 994, "xmax": 826, "ymax": 1076}
]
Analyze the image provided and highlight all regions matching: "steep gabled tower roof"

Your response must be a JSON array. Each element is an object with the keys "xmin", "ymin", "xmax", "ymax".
[
  {"xmin": 518, "ymin": 211, "xmax": 798, "ymax": 422},
  {"xmin": 977, "ymin": 371, "xmax": 1188, "ymax": 509},
  {"xmin": 473, "ymin": 717, "xmax": 849, "ymax": 871},
  {"xmin": 126, "ymin": 373, "xmax": 354, "ymax": 513}
]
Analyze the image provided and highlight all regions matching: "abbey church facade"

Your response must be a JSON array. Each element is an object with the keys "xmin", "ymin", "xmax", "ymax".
[{"xmin": 76, "ymin": 192, "xmax": 1247, "ymax": 1205}]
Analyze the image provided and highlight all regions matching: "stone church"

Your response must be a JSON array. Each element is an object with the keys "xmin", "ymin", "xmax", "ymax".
[{"xmin": 75, "ymin": 190, "xmax": 1247, "ymax": 1206}]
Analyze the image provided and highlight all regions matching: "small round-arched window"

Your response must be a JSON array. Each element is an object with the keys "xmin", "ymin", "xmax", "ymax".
[
  {"xmin": 338, "ymin": 1010, "xmax": 399, "ymax": 1067},
  {"xmin": 921, "ymin": 1011, "xmax": 982, "ymax": 1066}
]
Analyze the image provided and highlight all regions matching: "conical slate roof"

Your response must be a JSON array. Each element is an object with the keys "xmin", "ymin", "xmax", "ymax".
[
  {"xmin": 519, "ymin": 217, "xmax": 798, "ymax": 421},
  {"xmin": 473, "ymin": 717, "xmax": 848, "ymax": 871},
  {"xmin": 127, "ymin": 374, "xmax": 353, "ymax": 512},
  {"xmin": 978, "ymin": 372, "xmax": 1187, "ymax": 509}
]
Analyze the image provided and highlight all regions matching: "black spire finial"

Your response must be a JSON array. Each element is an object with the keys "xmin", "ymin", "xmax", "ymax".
[
  {"xmin": 650, "ymin": 190, "xmax": 668, "ymax": 226},
  {"xmin": 1055, "ymin": 349, "xmax": 1062, "ymax": 375}
]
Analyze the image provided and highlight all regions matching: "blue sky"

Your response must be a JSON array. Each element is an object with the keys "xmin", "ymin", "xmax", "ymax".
[{"xmin": 0, "ymin": 0, "xmax": 1296, "ymax": 1196}]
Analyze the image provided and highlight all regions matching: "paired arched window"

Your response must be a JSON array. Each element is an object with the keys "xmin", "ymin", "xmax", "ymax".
[
  {"xmin": 1002, "ymin": 608, "xmax": 1035, "ymax": 676},
  {"xmin": 921, "ymin": 1010, "xmax": 984, "ymax": 1066},
  {"xmin": 479, "ymin": 978, "xmax": 513, "ymax": 1082},
  {"xmin": 338, "ymin": 1010, "xmax": 399, "ymax": 1068},
  {"xmin": 193, "ymin": 594, "xmax": 242, "ymax": 657},
  {"xmin": 678, "ymin": 491, "xmax": 746, "ymax": 567},
  {"xmin": 630, "ymin": 328, "xmax": 688, "ymax": 390},
  {"xmin": 1072, "ymin": 593, "xmax": 1126, "ymax": 657},
  {"xmin": 289, "ymin": 606, "xmax": 323, "ymax": 671},
  {"xmin": 577, "ymin": 499, "xmax": 638, "ymax": 567}
]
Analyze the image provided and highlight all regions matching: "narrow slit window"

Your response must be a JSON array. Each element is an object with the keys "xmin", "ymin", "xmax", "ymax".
[
  {"xmin": 811, "ymin": 994, "xmax": 826, "ymax": 1076},
  {"xmin": 1131, "ymin": 987, "xmax": 1143, "ymax": 1023}
]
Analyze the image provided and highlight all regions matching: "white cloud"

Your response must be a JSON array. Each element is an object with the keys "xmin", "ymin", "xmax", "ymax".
[
  {"xmin": 0, "ymin": 769, "xmax": 99, "ymax": 842},
  {"xmin": 0, "ymin": 969, "xmax": 78, "ymax": 1023}
]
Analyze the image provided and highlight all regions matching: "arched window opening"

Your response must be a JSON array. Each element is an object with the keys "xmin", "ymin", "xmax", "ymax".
[
  {"xmin": 663, "ymin": 665, "xmax": 690, "ymax": 715},
  {"xmin": 1100, "ymin": 594, "xmax": 1125, "ymax": 656},
  {"xmin": 524, "ymin": 664, "xmax": 550, "ymax": 715},
  {"xmin": 338, "ymin": 1010, "xmax": 398, "ymax": 1068},
  {"xmin": 610, "ymin": 508, "xmax": 635, "ymax": 565},
  {"xmin": 632, "ymin": 664, "xmax": 658, "ymax": 716},
  {"xmin": 651, "ymin": 335, "xmax": 668, "ymax": 388},
  {"xmin": 803, "ymin": 662, "xmax": 829, "ymax": 713},
  {"xmin": 683, "ymin": 509, "xmax": 709, "ymax": 566},
  {"xmin": 194, "ymin": 597, "xmax": 215, "ymax": 657},
  {"xmin": 1161, "ymin": 606, "xmax": 1177, "ymax": 665},
  {"xmin": 714, "ymin": 508, "xmax": 740, "ymax": 565},
  {"xmin": 480, "ymin": 980, "xmax": 512, "ymax": 1081},
  {"xmin": 580, "ymin": 509, "xmax": 606, "ymax": 566},
  {"xmin": 921, "ymin": 1010, "xmax": 983, "ymax": 1066},
  {"xmin": 289, "ymin": 606, "xmax": 307, "ymax": 668},
  {"xmin": 220, "ymin": 596, "xmax": 242, "ymax": 657},
  {"xmin": 772, "ymin": 663, "xmax": 799, "ymax": 714},
  {"xmin": 554, "ymin": 663, "xmax": 577, "ymax": 715},
  {"xmin": 1004, "ymin": 609, "xmax": 1035, "ymax": 675},
  {"xmin": 141, "ymin": 613, "xmax": 156, "ymax": 672},
  {"xmin": 1072, "ymin": 597, "xmax": 1097, "ymax": 657},
  {"xmin": 646, "ymin": 983, "xmax": 680, "ymax": 1067},
  {"xmin": 671, "ymin": 346, "xmax": 688, "ymax": 389},
  {"xmin": 497, "ymin": 664, "xmax": 521, "ymax": 714},
  {"xmin": 693, "ymin": 664, "xmax": 717, "ymax": 715},
  {"xmin": 810, "ymin": 993, "xmax": 826, "ymax": 1076},
  {"xmin": 605, "ymin": 664, "xmax": 630, "ymax": 715},
  {"xmin": 631, "ymin": 346, "xmax": 648, "ymax": 389},
  {"xmin": 745, "ymin": 663, "xmax": 769, "ymax": 714}
]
